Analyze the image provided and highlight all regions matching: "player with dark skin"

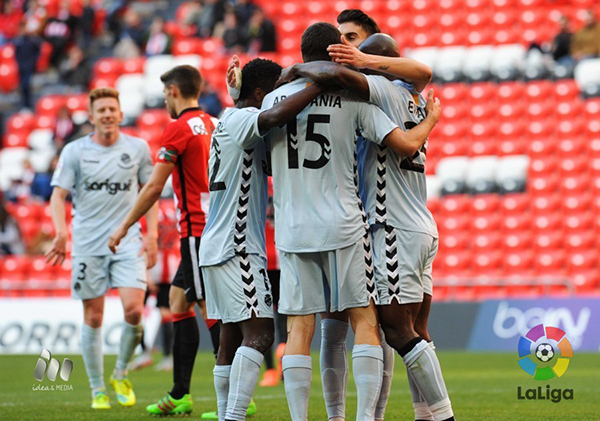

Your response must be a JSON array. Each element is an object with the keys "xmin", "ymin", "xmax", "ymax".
[
  {"xmin": 276, "ymin": 33, "xmax": 439, "ymax": 354},
  {"xmin": 215, "ymin": 75, "xmax": 326, "ymax": 372}
]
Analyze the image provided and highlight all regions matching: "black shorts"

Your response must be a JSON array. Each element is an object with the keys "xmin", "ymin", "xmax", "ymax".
[
  {"xmin": 156, "ymin": 283, "xmax": 170, "ymax": 308},
  {"xmin": 172, "ymin": 236, "xmax": 205, "ymax": 303},
  {"xmin": 267, "ymin": 269, "xmax": 281, "ymax": 305}
]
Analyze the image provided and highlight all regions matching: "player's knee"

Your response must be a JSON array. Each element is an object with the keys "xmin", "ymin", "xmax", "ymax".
[
  {"xmin": 124, "ymin": 305, "xmax": 143, "ymax": 325},
  {"xmin": 244, "ymin": 330, "xmax": 274, "ymax": 355},
  {"xmin": 414, "ymin": 322, "xmax": 430, "ymax": 342},
  {"xmin": 84, "ymin": 314, "xmax": 103, "ymax": 328}
]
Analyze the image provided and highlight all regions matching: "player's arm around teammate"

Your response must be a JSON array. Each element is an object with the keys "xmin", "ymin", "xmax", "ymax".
[{"xmin": 277, "ymin": 59, "xmax": 441, "ymax": 157}]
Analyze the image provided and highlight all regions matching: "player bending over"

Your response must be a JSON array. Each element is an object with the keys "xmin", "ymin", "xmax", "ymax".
[
  {"xmin": 46, "ymin": 88, "xmax": 158, "ymax": 409},
  {"xmin": 109, "ymin": 65, "xmax": 220, "ymax": 416},
  {"xmin": 262, "ymin": 22, "xmax": 437, "ymax": 421},
  {"xmin": 280, "ymin": 33, "xmax": 453, "ymax": 421},
  {"xmin": 199, "ymin": 58, "xmax": 325, "ymax": 421}
]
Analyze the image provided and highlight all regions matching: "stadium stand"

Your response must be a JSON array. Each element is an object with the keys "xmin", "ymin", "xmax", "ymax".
[{"xmin": 1, "ymin": 0, "xmax": 600, "ymax": 300}]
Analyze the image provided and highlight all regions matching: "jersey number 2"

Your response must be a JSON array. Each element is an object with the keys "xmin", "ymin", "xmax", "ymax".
[
  {"xmin": 286, "ymin": 114, "xmax": 331, "ymax": 169},
  {"xmin": 399, "ymin": 121, "xmax": 426, "ymax": 173}
]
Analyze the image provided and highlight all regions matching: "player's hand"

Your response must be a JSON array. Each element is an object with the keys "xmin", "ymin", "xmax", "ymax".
[
  {"xmin": 425, "ymin": 89, "xmax": 442, "ymax": 124},
  {"xmin": 108, "ymin": 226, "xmax": 127, "ymax": 254},
  {"xmin": 226, "ymin": 54, "xmax": 241, "ymax": 89},
  {"xmin": 275, "ymin": 65, "xmax": 298, "ymax": 88},
  {"xmin": 141, "ymin": 235, "xmax": 158, "ymax": 269},
  {"xmin": 327, "ymin": 35, "xmax": 370, "ymax": 68},
  {"xmin": 45, "ymin": 232, "xmax": 67, "ymax": 266}
]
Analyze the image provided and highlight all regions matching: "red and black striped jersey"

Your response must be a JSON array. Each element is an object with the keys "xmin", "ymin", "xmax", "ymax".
[{"xmin": 157, "ymin": 108, "xmax": 216, "ymax": 238}]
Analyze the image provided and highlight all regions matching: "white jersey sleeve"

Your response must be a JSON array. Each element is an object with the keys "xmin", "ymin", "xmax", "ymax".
[
  {"xmin": 138, "ymin": 141, "xmax": 154, "ymax": 184},
  {"xmin": 51, "ymin": 142, "xmax": 79, "ymax": 190},
  {"xmin": 355, "ymin": 101, "xmax": 398, "ymax": 145},
  {"xmin": 226, "ymin": 107, "xmax": 265, "ymax": 149}
]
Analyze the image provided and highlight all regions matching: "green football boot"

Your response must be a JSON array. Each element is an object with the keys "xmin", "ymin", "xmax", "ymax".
[{"xmin": 146, "ymin": 393, "xmax": 193, "ymax": 416}]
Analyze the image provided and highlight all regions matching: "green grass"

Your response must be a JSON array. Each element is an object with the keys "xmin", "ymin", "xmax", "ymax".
[{"xmin": 0, "ymin": 352, "xmax": 599, "ymax": 420}]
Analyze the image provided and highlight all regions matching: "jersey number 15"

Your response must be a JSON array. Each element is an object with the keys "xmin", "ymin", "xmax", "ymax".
[{"xmin": 286, "ymin": 114, "xmax": 331, "ymax": 170}]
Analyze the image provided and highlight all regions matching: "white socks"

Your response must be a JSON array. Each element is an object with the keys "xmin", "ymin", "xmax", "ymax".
[
  {"xmin": 403, "ymin": 340, "xmax": 454, "ymax": 421},
  {"xmin": 352, "ymin": 344, "xmax": 384, "ymax": 421},
  {"xmin": 81, "ymin": 324, "xmax": 104, "ymax": 393},
  {"xmin": 375, "ymin": 328, "xmax": 395, "ymax": 421},
  {"xmin": 282, "ymin": 355, "xmax": 312, "ymax": 421},
  {"xmin": 213, "ymin": 365, "xmax": 231, "ymax": 421},
  {"xmin": 225, "ymin": 346, "xmax": 264, "ymax": 421},
  {"xmin": 320, "ymin": 319, "xmax": 349, "ymax": 420},
  {"xmin": 114, "ymin": 322, "xmax": 143, "ymax": 379}
]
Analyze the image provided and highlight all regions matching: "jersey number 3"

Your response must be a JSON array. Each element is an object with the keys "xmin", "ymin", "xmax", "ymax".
[{"xmin": 286, "ymin": 114, "xmax": 331, "ymax": 170}]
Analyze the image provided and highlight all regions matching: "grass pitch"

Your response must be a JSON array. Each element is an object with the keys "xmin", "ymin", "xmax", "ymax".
[{"xmin": 0, "ymin": 352, "xmax": 598, "ymax": 420}]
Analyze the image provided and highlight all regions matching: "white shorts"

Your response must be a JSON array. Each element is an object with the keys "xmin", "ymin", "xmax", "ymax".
[
  {"xmin": 202, "ymin": 254, "xmax": 274, "ymax": 324},
  {"xmin": 278, "ymin": 233, "xmax": 377, "ymax": 316},
  {"xmin": 372, "ymin": 226, "xmax": 437, "ymax": 305},
  {"xmin": 71, "ymin": 254, "xmax": 147, "ymax": 300}
]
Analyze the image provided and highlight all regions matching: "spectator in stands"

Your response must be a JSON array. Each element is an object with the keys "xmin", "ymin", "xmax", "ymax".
[
  {"xmin": 244, "ymin": 8, "xmax": 276, "ymax": 53},
  {"xmin": 144, "ymin": 16, "xmax": 172, "ymax": 56},
  {"xmin": 23, "ymin": 0, "xmax": 47, "ymax": 36},
  {"xmin": 0, "ymin": 1, "xmax": 23, "ymax": 45},
  {"xmin": 0, "ymin": 200, "xmax": 25, "ymax": 255},
  {"xmin": 197, "ymin": 80, "xmax": 223, "ymax": 117},
  {"xmin": 58, "ymin": 45, "xmax": 91, "ymax": 92},
  {"xmin": 30, "ymin": 155, "xmax": 58, "ymax": 202},
  {"xmin": 43, "ymin": 0, "xmax": 78, "ymax": 69},
  {"xmin": 79, "ymin": 0, "xmax": 96, "ymax": 49},
  {"xmin": 115, "ymin": 9, "xmax": 145, "ymax": 58},
  {"xmin": 551, "ymin": 15, "xmax": 573, "ymax": 65},
  {"xmin": 196, "ymin": 0, "xmax": 226, "ymax": 38},
  {"xmin": 14, "ymin": 21, "xmax": 42, "ymax": 110},
  {"xmin": 215, "ymin": 9, "xmax": 246, "ymax": 53},
  {"xmin": 53, "ymin": 107, "xmax": 75, "ymax": 147},
  {"xmin": 233, "ymin": 0, "xmax": 258, "ymax": 27},
  {"xmin": 571, "ymin": 9, "xmax": 600, "ymax": 60}
]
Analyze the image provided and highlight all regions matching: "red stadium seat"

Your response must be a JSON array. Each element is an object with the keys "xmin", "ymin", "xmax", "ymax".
[
  {"xmin": 525, "ymin": 101, "xmax": 555, "ymax": 119},
  {"xmin": 497, "ymin": 82, "xmax": 525, "ymax": 103},
  {"xmin": 0, "ymin": 62, "xmax": 19, "ymax": 92},
  {"xmin": 471, "ymin": 194, "xmax": 500, "ymax": 214},
  {"xmin": 29, "ymin": 256, "xmax": 58, "ymax": 282},
  {"xmin": 528, "ymin": 138, "xmax": 558, "ymax": 157},
  {"xmin": 439, "ymin": 233, "xmax": 470, "ymax": 251},
  {"xmin": 498, "ymin": 121, "xmax": 526, "ymax": 139},
  {"xmin": 2, "ymin": 133, "xmax": 27, "ymax": 148},
  {"xmin": 560, "ymin": 175, "xmax": 590, "ymax": 194},
  {"xmin": 7, "ymin": 113, "xmax": 35, "ymax": 135},
  {"xmin": 532, "ymin": 213, "xmax": 563, "ymax": 232},
  {"xmin": 563, "ymin": 213, "xmax": 594, "ymax": 231},
  {"xmin": 36, "ymin": 95, "xmax": 67, "ymax": 116},
  {"xmin": 527, "ymin": 174, "xmax": 560, "ymax": 195},
  {"xmin": 469, "ymin": 139, "xmax": 500, "ymax": 156},
  {"xmin": 437, "ymin": 215, "xmax": 471, "ymax": 233},
  {"xmin": 500, "ymin": 194, "xmax": 530, "ymax": 214},
  {"xmin": 556, "ymin": 100, "xmax": 584, "ymax": 119},
  {"xmin": 570, "ymin": 270, "xmax": 600, "ymax": 294},
  {"xmin": 531, "ymin": 194, "xmax": 561, "ymax": 214},
  {"xmin": 564, "ymin": 231, "xmax": 596, "ymax": 251},
  {"xmin": 503, "ymin": 251, "xmax": 535, "ymax": 276},
  {"xmin": 436, "ymin": 251, "xmax": 472, "ymax": 276},
  {"xmin": 533, "ymin": 232, "xmax": 564, "ymax": 251},
  {"xmin": 471, "ymin": 214, "xmax": 502, "ymax": 232},
  {"xmin": 557, "ymin": 136, "xmax": 586, "ymax": 155},
  {"xmin": 584, "ymin": 98, "xmax": 600, "ymax": 119},
  {"xmin": 502, "ymin": 213, "xmax": 533, "ymax": 232},
  {"xmin": 123, "ymin": 57, "xmax": 146, "ymax": 74},
  {"xmin": 0, "ymin": 256, "xmax": 31, "ymax": 281},
  {"xmin": 502, "ymin": 231, "xmax": 533, "ymax": 251},
  {"xmin": 567, "ymin": 251, "xmax": 596, "ymax": 272},
  {"xmin": 526, "ymin": 119, "xmax": 552, "ymax": 139},
  {"xmin": 34, "ymin": 115, "xmax": 57, "ymax": 130},
  {"xmin": 93, "ymin": 58, "xmax": 123, "ymax": 77},
  {"xmin": 472, "ymin": 232, "xmax": 502, "ymax": 250},
  {"xmin": 562, "ymin": 193, "xmax": 592, "ymax": 214},
  {"xmin": 472, "ymin": 250, "xmax": 503, "ymax": 275},
  {"xmin": 534, "ymin": 250, "xmax": 566, "ymax": 272},
  {"xmin": 498, "ymin": 139, "xmax": 527, "ymax": 155},
  {"xmin": 554, "ymin": 80, "xmax": 580, "ymax": 100},
  {"xmin": 440, "ymin": 195, "xmax": 471, "ymax": 215}
]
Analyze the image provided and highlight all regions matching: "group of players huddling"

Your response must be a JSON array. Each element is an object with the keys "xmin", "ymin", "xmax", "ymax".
[{"xmin": 45, "ymin": 8, "xmax": 455, "ymax": 421}]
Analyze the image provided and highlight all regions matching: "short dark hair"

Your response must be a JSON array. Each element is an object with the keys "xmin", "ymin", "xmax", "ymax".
[
  {"xmin": 160, "ymin": 65, "xmax": 202, "ymax": 99},
  {"xmin": 301, "ymin": 22, "xmax": 341, "ymax": 63},
  {"xmin": 239, "ymin": 58, "xmax": 283, "ymax": 100},
  {"xmin": 337, "ymin": 9, "xmax": 381, "ymax": 36}
]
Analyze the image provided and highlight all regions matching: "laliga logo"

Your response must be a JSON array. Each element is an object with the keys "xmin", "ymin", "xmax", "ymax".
[{"xmin": 517, "ymin": 324, "xmax": 574, "ymax": 403}]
